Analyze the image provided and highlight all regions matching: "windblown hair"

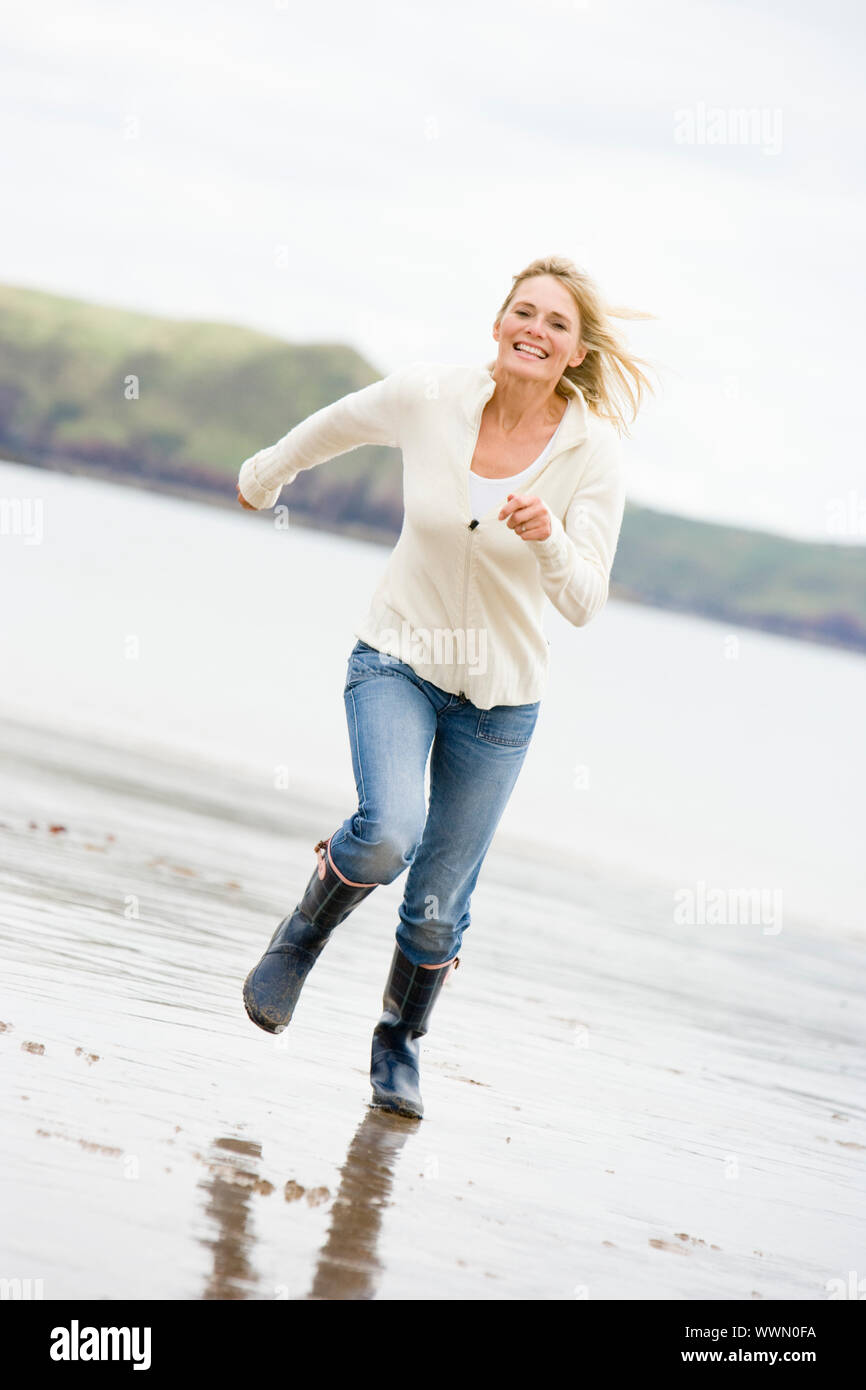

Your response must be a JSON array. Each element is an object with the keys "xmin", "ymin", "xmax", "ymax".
[{"xmin": 493, "ymin": 254, "xmax": 658, "ymax": 437}]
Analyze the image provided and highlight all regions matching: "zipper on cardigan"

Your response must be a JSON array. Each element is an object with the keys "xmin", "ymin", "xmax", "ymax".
[
  {"xmin": 459, "ymin": 517, "xmax": 479, "ymax": 702},
  {"xmin": 460, "ymin": 385, "xmax": 491, "ymax": 695}
]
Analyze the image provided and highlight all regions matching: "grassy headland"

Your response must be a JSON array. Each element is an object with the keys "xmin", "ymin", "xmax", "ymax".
[{"xmin": 1, "ymin": 281, "xmax": 863, "ymax": 653}]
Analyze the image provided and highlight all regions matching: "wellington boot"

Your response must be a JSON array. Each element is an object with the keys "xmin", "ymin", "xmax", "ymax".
[
  {"xmin": 243, "ymin": 835, "xmax": 376, "ymax": 1034},
  {"xmin": 369, "ymin": 944, "xmax": 458, "ymax": 1119}
]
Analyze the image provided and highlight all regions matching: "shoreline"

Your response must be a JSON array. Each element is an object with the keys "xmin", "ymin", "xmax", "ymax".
[{"xmin": 3, "ymin": 450, "xmax": 865, "ymax": 658}]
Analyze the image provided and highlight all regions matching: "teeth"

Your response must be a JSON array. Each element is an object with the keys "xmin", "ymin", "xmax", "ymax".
[{"xmin": 515, "ymin": 343, "xmax": 546, "ymax": 358}]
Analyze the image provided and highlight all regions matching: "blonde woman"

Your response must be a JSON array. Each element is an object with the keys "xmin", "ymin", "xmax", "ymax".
[{"xmin": 237, "ymin": 255, "xmax": 655, "ymax": 1119}]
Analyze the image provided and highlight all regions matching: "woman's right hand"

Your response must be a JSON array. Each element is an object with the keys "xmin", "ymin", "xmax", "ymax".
[{"xmin": 236, "ymin": 483, "xmax": 256, "ymax": 510}]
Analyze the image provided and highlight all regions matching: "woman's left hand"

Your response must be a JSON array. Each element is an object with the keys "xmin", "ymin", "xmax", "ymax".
[{"xmin": 498, "ymin": 493, "xmax": 552, "ymax": 542}]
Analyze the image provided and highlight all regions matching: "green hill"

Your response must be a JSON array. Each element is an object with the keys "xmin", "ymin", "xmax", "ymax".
[
  {"xmin": 0, "ymin": 281, "xmax": 863, "ymax": 653},
  {"xmin": 0, "ymin": 281, "xmax": 405, "ymax": 531}
]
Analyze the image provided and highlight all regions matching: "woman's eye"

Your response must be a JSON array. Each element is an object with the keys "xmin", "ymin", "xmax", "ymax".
[{"xmin": 515, "ymin": 309, "xmax": 567, "ymax": 330}]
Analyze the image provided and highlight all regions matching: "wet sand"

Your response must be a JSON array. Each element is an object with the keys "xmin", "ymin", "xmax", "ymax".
[{"xmin": 1, "ymin": 708, "xmax": 863, "ymax": 1301}]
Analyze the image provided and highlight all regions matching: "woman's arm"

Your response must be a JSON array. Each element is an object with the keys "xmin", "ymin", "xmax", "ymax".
[
  {"xmin": 527, "ymin": 435, "xmax": 627, "ymax": 627},
  {"xmin": 237, "ymin": 364, "xmax": 415, "ymax": 511}
]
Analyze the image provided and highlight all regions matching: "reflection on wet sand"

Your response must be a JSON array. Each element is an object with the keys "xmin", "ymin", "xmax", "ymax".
[
  {"xmin": 197, "ymin": 1113, "xmax": 416, "ymax": 1301},
  {"xmin": 307, "ymin": 1109, "xmax": 414, "ymax": 1301},
  {"xmin": 198, "ymin": 1137, "xmax": 269, "ymax": 1300}
]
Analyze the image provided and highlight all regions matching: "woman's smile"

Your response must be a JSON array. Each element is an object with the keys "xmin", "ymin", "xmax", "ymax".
[{"xmin": 513, "ymin": 341, "xmax": 548, "ymax": 359}]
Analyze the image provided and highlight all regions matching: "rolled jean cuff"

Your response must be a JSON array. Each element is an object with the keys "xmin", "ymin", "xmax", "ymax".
[{"xmin": 395, "ymin": 924, "xmax": 462, "ymax": 968}]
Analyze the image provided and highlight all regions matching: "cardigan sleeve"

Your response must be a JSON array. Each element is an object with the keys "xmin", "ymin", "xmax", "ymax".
[
  {"xmin": 237, "ymin": 363, "xmax": 416, "ymax": 510},
  {"xmin": 527, "ymin": 432, "xmax": 626, "ymax": 627}
]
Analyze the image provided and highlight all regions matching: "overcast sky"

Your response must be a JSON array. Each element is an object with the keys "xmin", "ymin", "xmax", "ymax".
[{"xmin": 1, "ymin": 0, "xmax": 863, "ymax": 541}]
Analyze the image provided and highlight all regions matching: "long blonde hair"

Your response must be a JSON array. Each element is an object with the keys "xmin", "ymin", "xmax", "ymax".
[{"xmin": 493, "ymin": 255, "xmax": 658, "ymax": 437}]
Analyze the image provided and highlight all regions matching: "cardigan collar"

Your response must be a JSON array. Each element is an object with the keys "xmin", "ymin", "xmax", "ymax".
[{"xmin": 470, "ymin": 358, "xmax": 591, "ymax": 457}]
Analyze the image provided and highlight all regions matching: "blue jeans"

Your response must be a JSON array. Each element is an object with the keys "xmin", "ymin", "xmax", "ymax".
[{"xmin": 326, "ymin": 639, "xmax": 541, "ymax": 967}]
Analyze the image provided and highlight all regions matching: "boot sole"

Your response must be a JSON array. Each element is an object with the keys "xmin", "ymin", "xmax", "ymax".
[
  {"xmin": 242, "ymin": 975, "xmax": 290, "ymax": 1034},
  {"xmin": 369, "ymin": 1089, "xmax": 423, "ymax": 1120}
]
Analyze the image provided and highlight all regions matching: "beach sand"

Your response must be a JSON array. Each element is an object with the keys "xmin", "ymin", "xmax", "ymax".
[{"xmin": 1, "ymin": 707, "xmax": 863, "ymax": 1301}]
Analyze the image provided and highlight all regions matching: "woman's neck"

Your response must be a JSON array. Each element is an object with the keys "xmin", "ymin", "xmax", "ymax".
[{"xmin": 487, "ymin": 367, "xmax": 567, "ymax": 435}]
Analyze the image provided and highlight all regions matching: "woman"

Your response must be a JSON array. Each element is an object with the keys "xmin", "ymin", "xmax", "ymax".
[{"xmin": 236, "ymin": 254, "xmax": 655, "ymax": 1120}]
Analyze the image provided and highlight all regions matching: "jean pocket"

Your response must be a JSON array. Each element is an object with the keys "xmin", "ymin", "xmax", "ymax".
[
  {"xmin": 475, "ymin": 701, "xmax": 540, "ymax": 747},
  {"xmin": 345, "ymin": 640, "xmax": 403, "ymax": 689}
]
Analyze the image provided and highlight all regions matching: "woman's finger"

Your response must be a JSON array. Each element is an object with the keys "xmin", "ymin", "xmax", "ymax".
[{"xmin": 498, "ymin": 493, "xmax": 551, "ymax": 540}]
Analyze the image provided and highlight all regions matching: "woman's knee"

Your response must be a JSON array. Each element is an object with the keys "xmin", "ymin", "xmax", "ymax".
[{"xmin": 358, "ymin": 821, "xmax": 423, "ymax": 883}]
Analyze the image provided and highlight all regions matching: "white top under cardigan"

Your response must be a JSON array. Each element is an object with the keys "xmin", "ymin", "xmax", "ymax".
[
  {"xmin": 467, "ymin": 411, "xmax": 564, "ymax": 522},
  {"xmin": 237, "ymin": 359, "xmax": 626, "ymax": 710}
]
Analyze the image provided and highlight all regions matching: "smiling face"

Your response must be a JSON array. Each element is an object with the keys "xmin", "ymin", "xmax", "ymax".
[{"xmin": 493, "ymin": 274, "xmax": 587, "ymax": 386}]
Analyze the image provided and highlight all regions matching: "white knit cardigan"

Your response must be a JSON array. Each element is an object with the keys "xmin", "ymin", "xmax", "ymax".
[{"xmin": 237, "ymin": 359, "xmax": 626, "ymax": 710}]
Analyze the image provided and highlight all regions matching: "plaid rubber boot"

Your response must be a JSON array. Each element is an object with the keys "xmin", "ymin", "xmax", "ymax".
[
  {"xmin": 243, "ymin": 835, "xmax": 377, "ymax": 1034},
  {"xmin": 369, "ymin": 944, "xmax": 459, "ymax": 1119}
]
